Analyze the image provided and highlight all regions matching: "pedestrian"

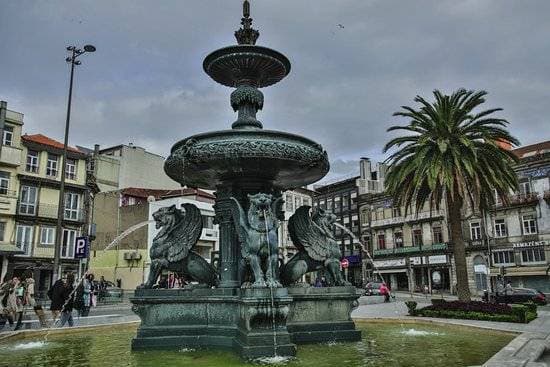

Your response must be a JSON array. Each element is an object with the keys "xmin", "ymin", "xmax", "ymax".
[
  {"xmin": 98, "ymin": 276, "xmax": 107, "ymax": 304},
  {"xmin": 505, "ymin": 281, "xmax": 513, "ymax": 304},
  {"xmin": 0, "ymin": 276, "xmax": 15, "ymax": 330},
  {"xmin": 12, "ymin": 277, "xmax": 25, "ymax": 331},
  {"xmin": 168, "ymin": 273, "xmax": 175, "ymax": 289},
  {"xmin": 23, "ymin": 272, "xmax": 48, "ymax": 328},
  {"xmin": 380, "ymin": 282, "xmax": 390, "ymax": 303},
  {"xmin": 157, "ymin": 275, "xmax": 168, "ymax": 289},
  {"xmin": 59, "ymin": 273, "xmax": 76, "ymax": 327},
  {"xmin": 48, "ymin": 275, "xmax": 66, "ymax": 323},
  {"xmin": 79, "ymin": 273, "xmax": 95, "ymax": 317},
  {"xmin": 320, "ymin": 276, "xmax": 327, "ymax": 287},
  {"xmin": 314, "ymin": 277, "xmax": 322, "ymax": 288}
]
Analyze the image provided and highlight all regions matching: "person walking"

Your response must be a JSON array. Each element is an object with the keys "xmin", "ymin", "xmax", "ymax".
[
  {"xmin": 23, "ymin": 272, "xmax": 48, "ymax": 328},
  {"xmin": 48, "ymin": 275, "xmax": 66, "ymax": 323},
  {"xmin": 0, "ymin": 276, "xmax": 15, "ymax": 330},
  {"xmin": 380, "ymin": 283, "xmax": 391, "ymax": 303},
  {"xmin": 12, "ymin": 277, "xmax": 25, "ymax": 331},
  {"xmin": 59, "ymin": 273, "xmax": 76, "ymax": 327},
  {"xmin": 77, "ymin": 273, "xmax": 95, "ymax": 317},
  {"xmin": 505, "ymin": 281, "xmax": 513, "ymax": 304}
]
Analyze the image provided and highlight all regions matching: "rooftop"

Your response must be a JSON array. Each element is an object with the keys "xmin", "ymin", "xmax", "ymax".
[
  {"xmin": 513, "ymin": 140, "xmax": 550, "ymax": 158},
  {"xmin": 121, "ymin": 187, "xmax": 216, "ymax": 200},
  {"xmin": 22, "ymin": 134, "xmax": 82, "ymax": 153}
]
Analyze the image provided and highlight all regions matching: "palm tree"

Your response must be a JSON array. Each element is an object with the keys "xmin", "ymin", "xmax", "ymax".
[{"xmin": 383, "ymin": 89, "xmax": 519, "ymax": 301}]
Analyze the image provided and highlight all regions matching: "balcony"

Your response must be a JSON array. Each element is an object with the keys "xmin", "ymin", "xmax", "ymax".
[
  {"xmin": 18, "ymin": 203, "xmax": 86, "ymax": 222},
  {"xmin": 373, "ymin": 242, "xmax": 448, "ymax": 257},
  {"xmin": 496, "ymin": 193, "xmax": 539, "ymax": 209},
  {"xmin": 370, "ymin": 210, "xmax": 445, "ymax": 228},
  {"xmin": 0, "ymin": 145, "xmax": 23, "ymax": 166}
]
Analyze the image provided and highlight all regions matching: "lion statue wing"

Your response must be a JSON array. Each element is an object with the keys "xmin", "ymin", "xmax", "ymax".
[
  {"xmin": 288, "ymin": 205, "xmax": 333, "ymax": 262},
  {"xmin": 228, "ymin": 197, "xmax": 250, "ymax": 256},
  {"xmin": 166, "ymin": 203, "xmax": 203, "ymax": 263}
]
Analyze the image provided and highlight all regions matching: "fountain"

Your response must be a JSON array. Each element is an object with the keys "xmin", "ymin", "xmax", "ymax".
[{"xmin": 130, "ymin": 1, "xmax": 361, "ymax": 360}]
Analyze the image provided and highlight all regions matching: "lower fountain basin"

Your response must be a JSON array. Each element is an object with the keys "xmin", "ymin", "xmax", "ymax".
[
  {"xmin": 0, "ymin": 320, "xmax": 515, "ymax": 366},
  {"xmin": 165, "ymin": 129, "xmax": 329, "ymax": 190}
]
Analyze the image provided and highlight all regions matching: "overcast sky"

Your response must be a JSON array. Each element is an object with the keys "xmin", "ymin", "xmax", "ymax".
[{"xmin": 2, "ymin": 1, "xmax": 549, "ymax": 181}]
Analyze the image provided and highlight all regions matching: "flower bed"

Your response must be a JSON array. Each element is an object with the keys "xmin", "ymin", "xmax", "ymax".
[{"xmin": 404, "ymin": 300, "xmax": 537, "ymax": 323}]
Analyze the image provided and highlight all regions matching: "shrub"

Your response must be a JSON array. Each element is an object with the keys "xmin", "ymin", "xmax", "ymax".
[
  {"xmin": 412, "ymin": 301, "xmax": 537, "ymax": 323},
  {"xmin": 522, "ymin": 302, "xmax": 537, "ymax": 313},
  {"xmin": 405, "ymin": 301, "xmax": 417, "ymax": 315},
  {"xmin": 422, "ymin": 301, "xmax": 513, "ymax": 314},
  {"xmin": 431, "ymin": 299, "xmax": 446, "ymax": 306}
]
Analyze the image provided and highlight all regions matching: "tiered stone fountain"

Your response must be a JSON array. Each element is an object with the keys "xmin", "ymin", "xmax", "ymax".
[{"xmin": 131, "ymin": 1, "xmax": 360, "ymax": 359}]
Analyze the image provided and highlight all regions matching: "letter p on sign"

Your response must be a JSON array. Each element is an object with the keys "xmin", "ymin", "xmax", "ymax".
[{"xmin": 75, "ymin": 236, "xmax": 89, "ymax": 259}]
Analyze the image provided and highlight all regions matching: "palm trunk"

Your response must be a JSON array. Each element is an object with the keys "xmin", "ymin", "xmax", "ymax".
[{"xmin": 447, "ymin": 193, "xmax": 471, "ymax": 302}]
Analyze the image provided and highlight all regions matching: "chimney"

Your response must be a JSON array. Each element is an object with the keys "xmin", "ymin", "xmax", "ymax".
[{"xmin": 359, "ymin": 157, "xmax": 371, "ymax": 180}]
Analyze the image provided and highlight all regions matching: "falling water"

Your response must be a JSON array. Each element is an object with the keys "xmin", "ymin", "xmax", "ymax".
[
  {"xmin": 333, "ymin": 222, "xmax": 385, "ymax": 283},
  {"xmin": 263, "ymin": 209, "xmax": 278, "ymax": 358},
  {"xmin": 103, "ymin": 220, "xmax": 155, "ymax": 252}
]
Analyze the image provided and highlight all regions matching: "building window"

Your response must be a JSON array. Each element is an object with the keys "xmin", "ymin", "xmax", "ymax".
[
  {"xmin": 285, "ymin": 194, "xmax": 293, "ymax": 212},
  {"xmin": 333, "ymin": 198, "xmax": 341, "ymax": 213},
  {"xmin": 202, "ymin": 215, "xmax": 214, "ymax": 229},
  {"xmin": 19, "ymin": 185, "xmax": 37, "ymax": 215},
  {"xmin": 493, "ymin": 250, "xmax": 515, "ymax": 265},
  {"xmin": 473, "ymin": 255, "xmax": 488, "ymax": 291},
  {"xmin": 65, "ymin": 158, "xmax": 77, "ymax": 180},
  {"xmin": 15, "ymin": 224, "xmax": 33, "ymax": 256},
  {"xmin": 394, "ymin": 231, "xmax": 403, "ymax": 248},
  {"xmin": 26, "ymin": 150, "xmax": 39, "ymax": 173},
  {"xmin": 494, "ymin": 219, "xmax": 507, "ymax": 238},
  {"xmin": 64, "ymin": 192, "xmax": 81, "ymax": 220},
  {"xmin": 0, "ymin": 222, "xmax": 5, "ymax": 242},
  {"xmin": 40, "ymin": 227, "xmax": 56, "ymax": 245},
  {"xmin": 432, "ymin": 226, "xmax": 443, "ymax": 244},
  {"xmin": 392, "ymin": 207, "xmax": 401, "ymax": 217},
  {"xmin": 412, "ymin": 228, "xmax": 423, "ymax": 247},
  {"xmin": 521, "ymin": 248, "xmax": 545, "ymax": 264},
  {"xmin": 0, "ymin": 171, "xmax": 10, "ymax": 195},
  {"xmin": 61, "ymin": 229, "xmax": 77, "ymax": 258},
  {"xmin": 46, "ymin": 154, "xmax": 58, "ymax": 177},
  {"xmin": 470, "ymin": 222, "xmax": 482, "ymax": 240},
  {"xmin": 295, "ymin": 196, "xmax": 301, "ymax": 210},
  {"xmin": 327, "ymin": 198, "xmax": 333, "ymax": 211},
  {"xmin": 522, "ymin": 215, "xmax": 537, "ymax": 235},
  {"xmin": 303, "ymin": 197, "xmax": 311, "ymax": 207},
  {"xmin": 377, "ymin": 234, "xmax": 386, "ymax": 250},
  {"xmin": 342, "ymin": 195, "xmax": 349, "ymax": 210},
  {"xmin": 319, "ymin": 199, "xmax": 326, "ymax": 209},
  {"xmin": 2, "ymin": 126, "xmax": 13, "ymax": 146},
  {"xmin": 519, "ymin": 181, "xmax": 531, "ymax": 195}
]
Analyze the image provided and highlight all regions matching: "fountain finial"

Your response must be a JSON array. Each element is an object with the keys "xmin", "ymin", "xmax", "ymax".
[{"xmin": 235, "ymin": 0, "xmax": 259, "ymax": 45}]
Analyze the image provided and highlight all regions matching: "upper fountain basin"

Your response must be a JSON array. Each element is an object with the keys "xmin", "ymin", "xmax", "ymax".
[
  {"xmin": 165, "ymin": 129, "xmax": 329, "ymax": 190},
  {"xmin": 203, "ymin": 45, "xmax": 291, "ymax": 88}
]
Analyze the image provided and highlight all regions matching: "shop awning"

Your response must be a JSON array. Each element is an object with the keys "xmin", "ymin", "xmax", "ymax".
[{"xmin": 0, "ymin": 244, "xmax": 24, "ymax": 255}]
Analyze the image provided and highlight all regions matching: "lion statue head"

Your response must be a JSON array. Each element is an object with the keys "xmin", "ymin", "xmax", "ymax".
[
  {"xmin": 153, "ymin": 205, "xmax": 184, "ymax": 231},
  {"xmin": 311, "ymin": 207, "xmax": 337, "ymax": 237},
  {"xmin": 247, "ymin": 193, "xmax": 274, "ymax": 231}
]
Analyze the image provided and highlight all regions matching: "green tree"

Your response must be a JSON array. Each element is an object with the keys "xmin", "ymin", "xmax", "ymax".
[{"xmin": 383, "ymin": 89, "xmax": 519, "ymax": 301}]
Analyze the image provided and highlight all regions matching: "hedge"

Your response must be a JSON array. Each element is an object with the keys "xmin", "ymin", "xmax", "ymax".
[{"xmin": 404, "ymin": 300, "xmax": 537, "ymax": 323}]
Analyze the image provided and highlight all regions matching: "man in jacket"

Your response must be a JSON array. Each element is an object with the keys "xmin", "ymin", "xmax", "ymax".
[
  {"xmin": 48, "ymin": 274, "xmax": 66, "ymax": 323},
  {"xmin": 59, "ymin": 273, "xmax": 75, "ymax": 327}
]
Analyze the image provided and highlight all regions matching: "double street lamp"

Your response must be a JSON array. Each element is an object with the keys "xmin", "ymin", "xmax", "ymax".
[{"xmin": 52, "ymin": 44, "xmax": 96, "ymax": 284}]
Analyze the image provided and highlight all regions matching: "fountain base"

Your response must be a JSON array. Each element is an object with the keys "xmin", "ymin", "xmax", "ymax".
[
  {"xmin": 287, "ymin": 286, "xmax": 361, "ymax": 344},
  {"xmin": 130, "ymin": 286, "xmax": 360, "ymax": 358}
]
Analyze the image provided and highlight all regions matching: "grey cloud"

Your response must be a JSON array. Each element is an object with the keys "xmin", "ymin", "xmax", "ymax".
[{"xmin": 1, "ymin": 0, "xmax": 549, "ymax": 181}]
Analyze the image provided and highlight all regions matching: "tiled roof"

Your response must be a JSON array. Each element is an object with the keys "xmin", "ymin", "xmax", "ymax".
[
  {"xmin": 513, "ymin": 140, "xmax": 550, "ymax": 158},
  {"xmin": 121, "ymin": 187, "xmax": 216, "ymax": 200},
  {"xmin": 22, "ymin": 134, "xmax": 82, "ymax": 153}
]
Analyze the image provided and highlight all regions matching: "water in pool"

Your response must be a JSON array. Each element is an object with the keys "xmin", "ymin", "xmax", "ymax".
[{"xmin": 0, "ymin": 321, "xmax": 514, "ymax": 367}]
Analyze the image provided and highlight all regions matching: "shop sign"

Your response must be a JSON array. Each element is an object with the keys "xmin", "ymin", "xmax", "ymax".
[
  {"xmin": 428, "ymin": 255, "xmax": 447, "ymax": 264},
  {"xmin": 474, "ymin": 264, "xmax": 488, "ymax": 274},
  {"xmin": 512, "ymin": 240, "xmax": 547, "ymax": 249},
  {"xmin": 373, "ymin": 259, "xmax": 406, "ymax": 268},
  {"xmin": 409, "ymin": 256, "xmax": 423, "ymax": 265}
]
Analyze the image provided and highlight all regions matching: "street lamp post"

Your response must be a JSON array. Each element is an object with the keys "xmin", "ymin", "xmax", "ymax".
[{"xmin": 52, "ymin": 44, "xmax": 96, "ymax": 284}]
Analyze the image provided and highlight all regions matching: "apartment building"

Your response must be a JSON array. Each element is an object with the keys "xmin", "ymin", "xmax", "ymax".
[
  {"xmin": 463, "ymin": 141, "xmax": 550, "ymax": 294},
  {"xmin": 279, "ymin": 188, "xmax": 315, "ymax": 264}
]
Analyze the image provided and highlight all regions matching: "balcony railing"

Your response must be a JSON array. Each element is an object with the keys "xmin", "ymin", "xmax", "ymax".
[
  {"xmin": 496, "ymin": 193, "xmax": 539, "ymax": 208},
  {"xmin": 18, "ymin": 203, "xmax": 85, "ymax": 222},
  {"xmin": 370, "ymin": 210, "xmax": 445, "ymax": 228},
  {"xmin": 373, "ymin": 242, "xmax": 448, "ymax": 257}
]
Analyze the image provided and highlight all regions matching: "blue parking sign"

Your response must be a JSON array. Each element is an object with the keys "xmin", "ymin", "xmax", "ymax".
[{"xmin": 75, "ymin": 236, "xmax": 89, "ymax": 259}]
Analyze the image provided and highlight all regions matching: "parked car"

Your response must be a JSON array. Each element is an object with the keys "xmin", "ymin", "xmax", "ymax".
[
  {"xmin": 494, "ymin": 288, "xmax": 547, "ymax": 305},
  {"xmin": 93, "ymin": 280, "xmax": 123, "ymax": 303},
  {"xmin": 364, "ymin": 282, "xmax": 383, "ymax": 296}
]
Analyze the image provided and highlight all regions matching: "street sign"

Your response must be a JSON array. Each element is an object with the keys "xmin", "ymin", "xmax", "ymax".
[
  {"xmin": 340, "ymin": 258, "xmax": 349, "ymax": 269},
  {"xmin": 75, "ymin": 236, "xmax": 89, "ymax": 259}
]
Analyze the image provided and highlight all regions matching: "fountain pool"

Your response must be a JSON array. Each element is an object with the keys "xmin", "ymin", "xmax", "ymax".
[{"xmin": 0, "ymin": 321, "xmax": 515, "ymax": 367}]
